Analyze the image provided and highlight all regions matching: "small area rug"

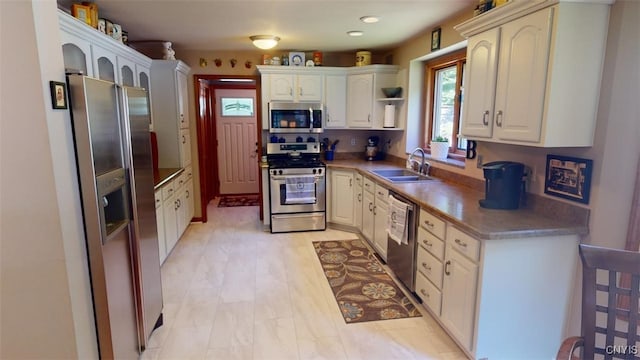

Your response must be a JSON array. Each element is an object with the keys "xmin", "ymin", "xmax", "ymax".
[
  {"xmin": 217, "ymin": 194, "xmax": 260, "ymax": 207},
  {"xmin": 313, "ymin": 239, "xmax": 422, "ymax": 324}
]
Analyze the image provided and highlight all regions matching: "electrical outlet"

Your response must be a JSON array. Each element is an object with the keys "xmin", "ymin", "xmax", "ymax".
[
  {"xmin": 350, "ymin": 138, "xmax": 356, "ymax": 146},
  {"xmin": 476, "ymin": 154, "xmax": 483, "ymax": 168}
]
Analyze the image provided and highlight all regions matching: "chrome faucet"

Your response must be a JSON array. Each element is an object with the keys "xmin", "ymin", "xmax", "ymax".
[{"xmin": 407, "ymin": 147, "xmax": 430, "ymax": 175}]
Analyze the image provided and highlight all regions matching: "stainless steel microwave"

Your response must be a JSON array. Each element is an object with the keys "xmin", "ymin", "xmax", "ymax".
[{"xmin": 269, "ymin": 102, "xmax": 324, "ymax": 133}]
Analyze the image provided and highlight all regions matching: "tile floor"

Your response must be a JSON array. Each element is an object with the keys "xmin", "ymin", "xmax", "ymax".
[{"xmin": 141, "ymin": 199, "xmax": 467, "ymax": 360}]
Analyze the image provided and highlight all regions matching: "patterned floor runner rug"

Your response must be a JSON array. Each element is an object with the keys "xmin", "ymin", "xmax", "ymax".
[
  {"xmin": 313, "ymin": 239, "xmax": 422, "ymax": 323},
  {"xmin": 217, "ymin": 194, "xmax": 260, "ymax": 207}
]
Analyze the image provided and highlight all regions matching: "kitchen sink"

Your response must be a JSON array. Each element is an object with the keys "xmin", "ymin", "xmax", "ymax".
[{"xmin": 371, "ymin": 169, "xmax": 435, "ymax": 183}]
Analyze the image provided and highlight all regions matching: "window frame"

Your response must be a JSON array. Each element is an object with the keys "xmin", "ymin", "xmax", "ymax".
[{"xmin": 424, "ymin": 48, "xmax": 467, "ymax": 160}]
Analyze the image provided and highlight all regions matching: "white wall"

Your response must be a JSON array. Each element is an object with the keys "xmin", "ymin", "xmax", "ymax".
[{"xmin": 0, "ymin": 0, "xmax": 97, "ymax": 358}]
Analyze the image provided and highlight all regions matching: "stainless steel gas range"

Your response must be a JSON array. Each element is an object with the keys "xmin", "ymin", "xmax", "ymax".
[{"xmin": 267, "ymin": 143, "xmax": 326, "ymax": 233}]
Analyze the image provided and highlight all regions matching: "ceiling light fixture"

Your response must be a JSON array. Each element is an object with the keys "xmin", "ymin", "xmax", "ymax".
[
  {"xmin": 347, "ymin": 31, "xmax": 364, "ymax": 37},
  {"xmin": 250, "ymin": 35, "xmax": 280, "ymax": 50},
  {"xmin": 360, "ymin": 16, "xmax": 379, "ymax": 23}
]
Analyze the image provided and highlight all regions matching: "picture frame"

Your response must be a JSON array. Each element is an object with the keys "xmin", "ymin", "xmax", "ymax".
[
  {"xmin": 544, "ymin": 154, "xmax": 593, "ymax": 204},
  {"xmin": 50, "ymin": 81, "xmax": 67, "ymax": 109},
  {"xmin": 431, "ymin": 27, "xmax": 441, "ymax": 51},
  {"xmin": 288, "ymin": 52, "xmax": 305, "ymax": 67},
  {"xmin": 71, "ymin": 4, "xmax": 92, "ymax": 26}
]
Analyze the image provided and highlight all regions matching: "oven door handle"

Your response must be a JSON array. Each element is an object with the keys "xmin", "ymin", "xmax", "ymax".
[{"xmin": 271, "ymin": 175, "xmax": 324, "ymax": 182}]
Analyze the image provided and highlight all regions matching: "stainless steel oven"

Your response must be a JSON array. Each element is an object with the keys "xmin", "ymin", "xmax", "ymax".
[{"xmin": 267, "ymin": 143, "xmax": 326, "ymax": 233}]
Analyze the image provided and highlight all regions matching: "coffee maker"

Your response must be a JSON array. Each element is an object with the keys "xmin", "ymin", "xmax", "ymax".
[
  {"xmin": 365, "ymin": 136, "xmax": 380, "ymax": 161},
  {"xmin": 479, "ymin": 161, "xmax": 525, "ymax": 209}
]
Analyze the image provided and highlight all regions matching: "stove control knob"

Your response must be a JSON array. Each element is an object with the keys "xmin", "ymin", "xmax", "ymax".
[
  {"xmin": 312, "ymin": 169, "xmax": 317, "ymax": 174},
  {"xmin": 278, "ymin": 170, "xmax": 283, "ymax": 175},
  {"xmin": 318, "ymin": 168, "xmax": 322, "ymax": 174}
]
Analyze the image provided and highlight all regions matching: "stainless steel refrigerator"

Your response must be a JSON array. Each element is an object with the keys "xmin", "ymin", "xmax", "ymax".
[{"xmin": 67, "ymin": 74, "xmax": 163, "ymax": 359}]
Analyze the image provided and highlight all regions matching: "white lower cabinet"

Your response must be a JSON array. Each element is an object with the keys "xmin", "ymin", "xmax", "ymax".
[
  {"xmin": 155, "ymin": 169, "xmax": 194, "ymax": 264},
  {"xmin": 441, "ymin": 241, "xmax": 479, "ymax": 352},
  {"xmin": 361, "ymin": 177, "xmax": 388, "ymax": 260},
  {"xmin": 354, "ymin": 173, "xmax": 363, "ymax": 231},
  {"xmin": 414, "ymin": 207, "xmax": 579, "ymax": 359},
  {"xmin": 329, "ymin": 169, "xmax": 355, "ymax": 226},
  {"xmin": 372, "ymin": 184, "xmax": 388, "ymax": 260}
]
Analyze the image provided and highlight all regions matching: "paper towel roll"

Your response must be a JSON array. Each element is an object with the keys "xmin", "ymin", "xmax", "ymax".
[{"xmin": 384, "ymin": 104, "xmax": 396, "ymax": 128}]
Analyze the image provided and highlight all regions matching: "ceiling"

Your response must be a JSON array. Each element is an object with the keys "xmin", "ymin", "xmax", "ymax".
[{"xmin": 58, "ymin": 1, "xmax": 474, "ymax": 52}]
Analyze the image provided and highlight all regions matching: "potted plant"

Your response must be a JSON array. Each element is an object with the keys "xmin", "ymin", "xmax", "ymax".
[{"xmin": 430, "ymin": 136, "xmax": 449, "ymax": 160}]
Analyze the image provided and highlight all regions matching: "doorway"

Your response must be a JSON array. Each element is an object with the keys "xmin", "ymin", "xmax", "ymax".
[{"xmin": 194, "ymin": 75, "xmax": 262, "ymax": 223}]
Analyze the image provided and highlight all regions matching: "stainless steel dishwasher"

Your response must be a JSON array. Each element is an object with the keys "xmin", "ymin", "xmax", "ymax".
[{"xmin": 386, "ymin": 190, "xmax": 418, "ymax": 293}]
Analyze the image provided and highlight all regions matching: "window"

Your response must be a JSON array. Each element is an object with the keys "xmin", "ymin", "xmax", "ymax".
[
  {"xmin": 424, "ymin": 49, "xmax": 466, "ymax": 158},
  {"xmin": 220, "ymin": 97, "xmax": 254, "ymax": 116}
]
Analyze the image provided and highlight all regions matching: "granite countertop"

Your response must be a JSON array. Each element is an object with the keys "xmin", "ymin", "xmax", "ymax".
[
  {"xmin": 154, "ymin": 168, "xmax": 183, "ymax": 189},
  {"xmin": 326, "ymin": 159, "xmax": 589, "ymax": 240}
]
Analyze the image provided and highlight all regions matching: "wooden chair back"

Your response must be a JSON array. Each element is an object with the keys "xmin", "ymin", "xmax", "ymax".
[{"xmin": 579, "ymin": 244, "xmax": 640, "ymax": 359}]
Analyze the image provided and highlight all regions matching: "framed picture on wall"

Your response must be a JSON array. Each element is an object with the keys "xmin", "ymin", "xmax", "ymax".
[
  {"xmin": 544, "ymin": 154, "xmax": 593, "ymax": 204},
  {"xmin": 431, "ymin": 27, "xmax": 441, "ymax": 51},
  {"xmin": 49, "ymin": 81, "xmax": 67, "ymax": 109}
]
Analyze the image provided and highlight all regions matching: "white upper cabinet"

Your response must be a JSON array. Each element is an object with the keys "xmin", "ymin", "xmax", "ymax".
[
  {"xmin": 257, "ymin": 65, "xmax": 399, "ymax": 130},
  {"xmin": 324, "ymin": 74, "xmax": 347, "ymax": 128},
  {"xmin": 58, "ymin": 10, "xmax": 152, "ymax": 87},
  {"xmin": 347, "ymin": 73, "xmax": 374, "ymax": 128},
  {"xmin": 150, "ymin": 60, "xmax": 192, "ymax": 168},
  {"xmin": 269, "ymin": 73, "xmax": 322, "ymax": 102},
  {"xmin": 456, "ymin": 1, "xmax": 612, "ymax": 147}
]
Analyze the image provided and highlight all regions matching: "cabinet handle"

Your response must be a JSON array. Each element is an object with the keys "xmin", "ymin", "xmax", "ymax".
[
  {"xmin": 424, "ymin": 220, "xmax": 434, "ymax": 228},
  {"xmin": 357, "ymin": 193, "xmax": 362, "ymax": 202},
  {"xmin": 299, "ymin": 87, "xmax": 303, "ymax": 96},
  {"xmin": 369, "ymin": 202, "xmax": 373, "ymax": 212},
  {"xmin": 368, "ymin": 114, "xmax": 371, "ymax": 122},
  {"xmin": 482, "ymin": 110, "xmax": 489, "ymax": 125},
  {"xmin": 422, "ymin": 239, "xmax": 432, "ymax": 247},
  {"xmin": 420, "ymin": 289, "xmax": 429, "ymax": 298},
  {"xmin": 444, "ymin": 260, "xmax": 451, "ymax": 275},
  {"xmin": 373, "ymin": 205, "xmax": 377, "ymax": 215},
  {"xmin": 182, "ymin": 135, "xmax": 186, "ymax": 144},
  {"xmin": 174, "ymin": 200, "xmax": 179, "ymax": 210},
  {"xmin": 349, "ymin": 178, "xmax": 352, "ymax": 187},
  {"xmin": 327, "ymin": 114, "xmax": 330, "ymax": 122},
  {"xmin": 186, "ymin": 190, "xmax": 189, "ymax": 198},
  {"xmin": 454, "ymin": 238, "xmax": 468, "ymax": 248},
  {"xmin": 495, "ymin": 110, "xmax": 503, "ymax": 127},
  {"xmin": 289, "ymin": 87, "xmax": 292, "ymax": 96},
  {"xmin": 421, "ymin": 262, "xmax": 431, "ymax": 271}
]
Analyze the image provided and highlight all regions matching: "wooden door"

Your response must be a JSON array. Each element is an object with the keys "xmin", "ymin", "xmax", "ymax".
[
  {"xmin": 346, "ymin": 73, "xmax": 374, "ymax": 128},
  {"xmin": 215, "ymin": 89, "xmax": 259, "ymax": 194}
]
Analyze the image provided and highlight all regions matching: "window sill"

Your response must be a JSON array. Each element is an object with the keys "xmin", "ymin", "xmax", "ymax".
[{"xmin": 426, "ymin": 152, "xmax": 466, "ymax": 169}]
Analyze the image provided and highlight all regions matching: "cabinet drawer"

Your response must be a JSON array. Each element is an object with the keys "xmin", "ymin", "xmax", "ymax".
[
  {"xmin": 447, "ymin": 226, "xmax": 481, "ymax": 262},
  {"xmin": 375, "ymin": 184, "xmax": 388, "ymax": 203},
  {"xmin": 416, "ymin": 245, "xmax": 443, "ymax": 289},
  {"xmin": 419, "ymin": 209, "xmax": 446, "ymax": 239},
  {"xmin": 355, "ymin": 173, "xmax": 363, "ymax": 186},
  {"xmin": 363, "ymin": 177, "xmax": 375, "ymax": 193},
  {"xmin": 416, "ymin": 271, "xmax": 442, "ymax": 316},
  {"xmin": 154, "ymin": 190, "xmax": 162, "ymax": 209},
  {"xmin": 161, "ymin": 179, "xmax": 175, "ymax": 199},
  {"xmin": 175, "ymin": 172, "xmax": 186, "ymax": 190},
  {"xmin": 418, "ymin": 226, "xmax": 445, "ymax": 260}
]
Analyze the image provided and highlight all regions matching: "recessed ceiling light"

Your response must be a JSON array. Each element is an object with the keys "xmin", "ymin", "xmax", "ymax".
[
  {"xmin": 347, "ymin": 31, "xmax": 364, "ymax": 37},
  {"xmin": 360, "ymin": 16, "xmax": 379, "ymax": 24}
]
